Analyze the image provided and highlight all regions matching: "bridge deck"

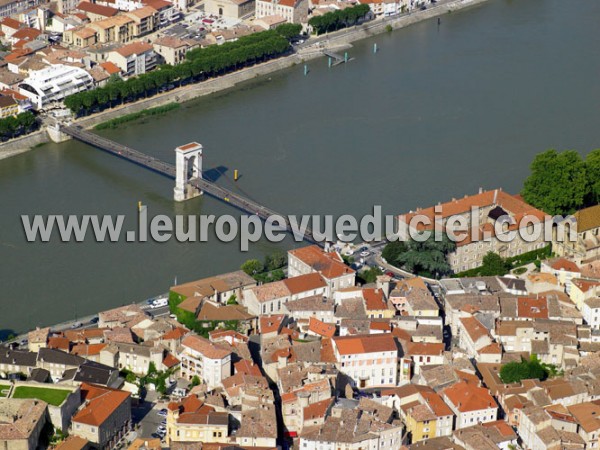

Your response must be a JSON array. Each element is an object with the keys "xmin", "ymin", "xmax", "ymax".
[{"xmin": 61, "ymin": 125, "xmax": 322, "ymax": 245}]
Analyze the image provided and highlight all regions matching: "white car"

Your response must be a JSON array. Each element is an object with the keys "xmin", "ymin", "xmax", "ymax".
[{"xmin": 360, "ymin": 251, "xmax": 370, "ymax": 257}]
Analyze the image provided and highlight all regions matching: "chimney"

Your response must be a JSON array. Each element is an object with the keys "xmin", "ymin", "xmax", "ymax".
[
  {"xmin": 493, "ymin": 189, "xmax": 498, "ymax": 204},
  {"xmin": 479, "ymin": 187, "xmax": 483, "ymax": 194}
]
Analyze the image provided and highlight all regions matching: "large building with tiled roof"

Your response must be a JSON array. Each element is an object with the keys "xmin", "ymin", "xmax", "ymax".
[
  {"xmin": 243, "ymin": 272, "xmax": 327, "ymax": 316},
  {"xmin": 166, "ymin": 395, "xmax": 229, "ymax": 445},
  {"xmin": 179, "ymin": 334, "xmax": 232, "ymax": 389},
  {"xmin": 0, "ymin": 398, "xmax": 49, "ymax": 450},
  {"xmin": 71, "ymin": 383, "xmax": 131, "ymax": 448},
  {"xmin": 441, "ymin": 381, "xmax": 498, "ymax": 429},
  {"xmin": 398, "ymin": 188, "xmax": 551, "ymax": 273},
  {"xmin": 287, "ymin": 246, "xmax": 355, "ymax": 297},
  {"xmin": 553, "ymin": 204, "xmax": 600, "ymax": 261},
  {"xmin": 332, "ymin": 334, "xmax": 398, "ymax": 388}
]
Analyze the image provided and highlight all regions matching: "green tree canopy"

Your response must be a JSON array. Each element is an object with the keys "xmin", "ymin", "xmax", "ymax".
[
  {"xmin": 585, "ymin": 149, "xmax": 600, "ymax": 205},
  {"xmin": 241, "ymin": 259, "xmax": 263, "ymax": 275},
  {"xmin": 522, "ymin": 150, "xmax": 588, "ymax": 215},
  {"xmin": 382, "ymin": 241, "xmax": 407, "ymax": 266},
  {"xmin": 395, "ymin": 233, "xmax": 455, "ymax": 278},
  {"xmin": 265, "ymin": 250, "xmax": 286, "ymax": 271},
  {"xmin": 360, "ymin": 266, "xmax": 383, "ymax": 284},
  {"xmin": 479, "ymin": 252, "xmax": 511, "ymax": 276},
  {"xmin": 499, "ymin": 356, "xmax": 549, "ymax": 383},
  {"xmin": 275, "ymin": 23, "xmax": 302, "ymax": 40}
]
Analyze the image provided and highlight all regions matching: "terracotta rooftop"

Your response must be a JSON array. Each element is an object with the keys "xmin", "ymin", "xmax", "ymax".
[
  {"xmin": 442, "ymin": 381, "xmax": 496, "ymax": 413},
  {"xmin": 332, "ymin": 334, "xmax": 397, "ymax": 356},
  {"xmin": 283, "ymin": 272, "xmax": 327, "ymax": 295},
  {"xmin": 181, "ymin": 334, "xmax": 231, "ymax": 359},
  {"xmin": 574, "ymin": 204, "xmax": 600, "ymax": 233},
  {"xmin": 77, "ymin": 1, "xmax": 119, "ymax": 16},
  {"xmin": 72, "ymin": 383, "xmax": 130, "ymax": 427},
  {"xmin": 308, "ymin": 317, "xmax": 336, "ymax": 338},
  {"xmin": 288, "ymin": 245, "xmax": 354, "ymax": 279}
]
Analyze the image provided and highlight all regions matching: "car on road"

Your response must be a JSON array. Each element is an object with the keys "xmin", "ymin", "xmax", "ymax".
[
  {"xmin": 360, "ymin": 251, "xmax": 370, "ymax": 257},
  {"xmin": 358, "ymin": 246, "xmax": 368, "ymax": 252},
  {"xmin": 157, "ymin": 409, "xmax": 168, "ymax": 417},
  {"xmin": 71, "ymin": 322, "xmax": 82, "ymax": 329},
  {"xmin": 420, "ymin": 4, "xmax": 427, "ymax": 10},
  {"xmin": 157, "ymin": 425, "xmax": 167, "ymax": 433},
  {"xmin": 385, "ymin": 271, "xmax": 395, "ymax": 277},
  {"xmin": 90, "ymin": 316, "xmax": 99, "ymax": 324}
]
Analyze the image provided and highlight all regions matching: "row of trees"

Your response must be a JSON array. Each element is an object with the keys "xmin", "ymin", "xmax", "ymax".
[
  {"xmin": 308, "ymin": 4, "xmax": 371, "ymax": 35},
  {"xmin": 64, "ymin": 27, "xmax": 295, "ymax": 116},
  {"xmin": 522, "ymin": 149, "xmax": 600, "ymax": 216},
  {"xmin": 0, "ymin": 112, "xmax": 39, "ymax": 141},
  {"xmin": 241, "ymin": 250, "xmax": 287, "ymax": 283}
]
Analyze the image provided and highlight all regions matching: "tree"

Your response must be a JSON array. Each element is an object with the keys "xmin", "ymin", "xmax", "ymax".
[
  {"xmin": 190, "ymin": 375, "xmax": 201, "ymax": 387},
  {"xmin": 382, "ymin": 241, "xmax": 407, "ymax": 266},
  {"xmin": 360, "ymin": 266, "xmax": 383, "ymax": 284},
  {"xmin": 275, "ymin": 23, "xmax": 302, "ymax": 41},
  {"xmin": 499, "ymin": 356, "xmax": 548, "ymax": 383},
  {"xmin": 265, "ymin": 250, "xmax": 286, "ymax": 271},
  {"xmin": 479, "ymin": 252, "xmax": 511, "ymax": 276},
  {"xmin": 585, "ymin": 149, "xmax": 600, "ymax": 205},
  {"xmin": 241, "ymin": 259, "xmax": 263, "ymax": 275},
  {"xmin": 522, "ymin": 150, "xmax": 588, "ymax": 215},
  {"xmin": 396, "ymin": 233, "xmax": 455, "ymax": 278}
]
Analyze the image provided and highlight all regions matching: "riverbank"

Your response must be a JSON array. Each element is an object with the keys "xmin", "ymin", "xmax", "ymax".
[{"xmin": 0, "ymin": 0, "xmax": 489, "ymax": 161}]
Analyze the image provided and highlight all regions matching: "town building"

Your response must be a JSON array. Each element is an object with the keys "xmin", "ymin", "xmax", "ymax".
[
  {"xmin": 204, "ymin": 0, "xmax": 255, "ymax": 19},
  {"xmin": 0, "ymin": 398, "xmax": 48, "ymax": 450},
  {"xmin": 553, "ymin": 204, "xmax": 600, "ymax": 261},
  {"xmin": 441, "ymin": 381, "xmax": 498, "ymax": 429},
  {"xmin": 18, "ymin": 64, "xmax": 93, "ymax": 109},
  {"xmin": 255, "ymin": 0, "xmax": 307, "ymax": 23},
  {"xmin": 331, "ymin": 334, "xmax": 398, "ymax": 388},
  {"xmin": 287, "ymin": 245, "xmax": 355, "ymax": 297},
  {"xmin": 107, "ymin": 41, "xmax": 157, "ymax": 76},
  {"xmin": 166, "ymin": 395, "xmax": 229, "ymax": 445},
  {"xmin": 397, "ymin": 188, "xmax": 550, "ymax": 272},
  {"xmin": 179, "ymin": 334, "xmax": 232, "ymax": 389},
  {"xmin": 71, "ymin": 383, "xmax": 131, "ymax": 448}
]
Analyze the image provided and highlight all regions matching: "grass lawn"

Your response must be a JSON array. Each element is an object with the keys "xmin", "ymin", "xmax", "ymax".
[
  {"xmin": 12, "ymin": 386, "xmax": 71, "ymax": 406},
  {"xmin": 0, "ymin": 384, "xmax": 10, "ymax": 397}
]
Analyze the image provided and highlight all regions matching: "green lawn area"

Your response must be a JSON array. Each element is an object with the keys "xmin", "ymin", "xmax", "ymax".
[
  {"xmin": 12, "ymin": 386, "xmax": 71, "ymax": 406},
  {"xmin": 0, "ymin": 384, "xmax": 10, "ymax": 397}
]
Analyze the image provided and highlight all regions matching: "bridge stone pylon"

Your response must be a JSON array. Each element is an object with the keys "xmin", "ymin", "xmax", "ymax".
[{"xmin": 174, "ymin": 142, "xmax": 203, "ymax": 202}]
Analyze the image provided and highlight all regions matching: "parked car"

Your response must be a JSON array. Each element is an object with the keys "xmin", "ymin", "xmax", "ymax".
[{"xmin": 157, "ymin": 409, "xmax": 168, "ymax": 417}]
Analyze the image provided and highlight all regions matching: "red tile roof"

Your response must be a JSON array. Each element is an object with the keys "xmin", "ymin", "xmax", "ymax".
[
  {"xmin": 442, "ymin": 381, "xmax": 496, "ymax": 413},
  {"xmin": 362, "ymin": 288, "xmax": 387, "ymax": 311},
  {"xmin": 303, "ymin": 397, "xmax": 333, "ymax": 421},
  {"xmin": 333, "ymin": 334, "xmax": 397, "ymax": 356},
  {"xmin": 234, "ymin": 359, "xmax": 261, "ymax": 376},
  {"xmin": 459, "ymin": 316, "xmax": 490, "ymax": 342},
  {"xmin": 163, "ymin": 352, "xmax": 180, "ymax": 368},
  {"xmin": 548, "ymin": 258, "xmax": 580, "ymax": 273},
  {"xmin": 181, "ymin": 335, "xmax": 231, "ymax": 359},
  {"xmin": 517, "ymin": 296, "xmax": 549, "ymax": 319},
  {"xmin": 1, "ymin": 18, "xmax": 22, "ymax": 30},
  {"xmin": 100, "ymin": 61, "xmax": 121, "ymax": 75},
  {"xmin": 288, "ymin": 246, "xmax": 354, "ymax": 280},
  {"xmin": 47, "ymin": 337, "xmax": 71, "ymax": 351},
  {"xmin": 259, "ymin": 315, "xmax": 285, "ymax": 334},
  {"xmin": 161, "ymin": 327, "xmax": 188, "ymax": 341},
  {"xmin": 308, "ymin": 317, "xmax": 336, "ymax": 338},
  {"xmin": 72, "ymin": 383, "xmax": 130, "ymax": 427},
  {"xmin": 71, "ymin": 343, "xmax": 107, "ymax": 357},
  {"xmin": 77, "ymin": 1, "xmax": 119, "ymax": 17},
  {"xmin": 283, "ymin": 273, "xmax": 327, "ymax": 295},
  {"xmin": 114, "ymin": 41, "xmax": 153, "ymax": 57}
]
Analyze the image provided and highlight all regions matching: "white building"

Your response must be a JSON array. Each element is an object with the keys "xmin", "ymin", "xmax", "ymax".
[
  {"xmin": 331, "ymin": 334, "xmax": 398, "ymax": 388},
  {"xmin": 582, "ymin": 298, "xmax": 600, "ymax": 330},
  {"xmin": 441, "ymin": 381, "xmax": 498, "ymax": 429},
  {"xmin": 179, "ymin": 334, "xmax": 232, "ymax": 389},
  {"xmin": 18, "ymin": 64, "xmax": 93, "ymax": 109}
]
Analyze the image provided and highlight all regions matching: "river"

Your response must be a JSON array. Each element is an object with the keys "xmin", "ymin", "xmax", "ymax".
[{"xmin": 1, "ymin": 0, "xmax": 599, "ymax": 335}]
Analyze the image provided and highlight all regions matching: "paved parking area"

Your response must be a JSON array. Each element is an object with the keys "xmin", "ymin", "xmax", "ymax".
[{"xmin": 132, "ymin": 398, "xmax": 168, "ymax": 442}]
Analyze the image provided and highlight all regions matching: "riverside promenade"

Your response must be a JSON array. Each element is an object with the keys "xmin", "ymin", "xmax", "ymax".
[{"xmin": 0, "ymin": 0, "xmax": 489, "ymax": 160}]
